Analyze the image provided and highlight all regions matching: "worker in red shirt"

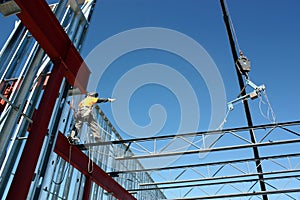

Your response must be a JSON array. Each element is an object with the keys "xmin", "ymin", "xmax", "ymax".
[{"xmin": 68, "ymin": 92, "xmax": 116, "ymax": 144}]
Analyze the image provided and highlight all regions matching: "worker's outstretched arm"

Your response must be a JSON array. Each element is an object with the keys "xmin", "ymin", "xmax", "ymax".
[{"xmin": 97, "ymin": 98, "xmax": 116, "ymax": 103}]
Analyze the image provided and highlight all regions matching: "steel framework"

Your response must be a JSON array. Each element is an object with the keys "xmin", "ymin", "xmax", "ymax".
[
  {"xmin": 97, "ymin": 120, "xmax": 300, "ymax": 199},
  {"xmin": 0, "ymin": 0, "xmax": 299, "ymax": 200},
  {"xmin": 0, "ymin": 0, "xmax": 164, "ymax": 199}
]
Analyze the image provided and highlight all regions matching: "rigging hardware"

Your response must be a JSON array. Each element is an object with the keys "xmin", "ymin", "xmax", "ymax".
[{"xmin": 228, "ymin": 79, "xmax": 265, "ymax": 111}]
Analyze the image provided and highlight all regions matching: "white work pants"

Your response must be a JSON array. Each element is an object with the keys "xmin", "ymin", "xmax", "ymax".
[{"xmin": 74, "ymin": 106, "xmax": 101, "ymax": 141}]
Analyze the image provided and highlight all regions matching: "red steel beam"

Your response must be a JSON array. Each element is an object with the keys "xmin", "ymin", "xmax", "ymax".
[
  {"xmin": 14, "ymin": 0, "xmax": 90, "ymax": 92},
  {"xmin": 1, "ymin": 0, "xmax": 130, "ymax": 199},
  {"xmin": 54, "ymin": 132, "xmax": 137, "ymax": 200},
  {"xmin": 4, "ymin": 1, "xmax": 135, "ymax": 199}
]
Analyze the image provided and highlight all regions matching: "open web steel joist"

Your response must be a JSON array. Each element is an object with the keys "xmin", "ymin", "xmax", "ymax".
[
  {"xmin": 0, "ymin": 1, "xmax": 299, "ymax": 199},
  {"xmin": 94, "ymin": 120, "xmax": 300, "ymax": 199}
]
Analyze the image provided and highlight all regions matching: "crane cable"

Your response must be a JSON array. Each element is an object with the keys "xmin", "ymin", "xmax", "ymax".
[
  {"xmin": 224, "ymin": 0, "xmax": 241, "ymax": 53},
  {"xmin": 259, "ymin": 90, "xmax": 277, "ymax": 123},
  {"xmin": 224, "ymin": 1, "xmax": 278, "ymax": 124}
]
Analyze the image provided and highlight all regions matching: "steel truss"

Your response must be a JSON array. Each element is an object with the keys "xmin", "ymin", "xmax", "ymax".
[
  {"xmin": 78, "ymin": 120, "xmax": 300, "ymax": 146},
  {"xmin": 89, "ymin": 120, "xmax": 300, "ymax": 199},
  {"xmin": 1, "ymin": 0, "xmax": 299, "ymax": 199}
]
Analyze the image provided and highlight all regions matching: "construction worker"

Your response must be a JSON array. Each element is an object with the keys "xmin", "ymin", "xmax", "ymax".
[{"xmin": 68, "ymin": 92, "xmax": 116, "ymax": 143}]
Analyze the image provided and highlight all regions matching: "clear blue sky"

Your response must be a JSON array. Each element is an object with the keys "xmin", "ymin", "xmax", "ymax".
[
  {"xmin": 1, "ymin": 0, "xmax": 300, "ymax": 197},
  {"xmin": 85, "ymin": 0, "xmax": 300, "ymax": 137},
  {"xmin": 0, "ymin": 0, "xmax": 299, "ymax": 135}
]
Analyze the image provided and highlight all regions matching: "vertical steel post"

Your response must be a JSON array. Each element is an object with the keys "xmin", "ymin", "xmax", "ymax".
[
  {"xmin": 82, "ymin": 176, "xmax": 92, "ymax": 200},
  {"xmin": 6, "ymin": 61, "xmax": 65, "ymax": 200},
  {"xmin": 219, "ymin": 1, "xmax": 268, "ymax": 199}
]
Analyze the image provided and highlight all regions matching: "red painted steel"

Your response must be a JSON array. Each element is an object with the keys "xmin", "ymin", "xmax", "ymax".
[
  {"xmin": 14, "ymin": 0, "xmax": 90, "ymax": 92},
  {"xmin": 54, "ymin": 132, "xmax": 137, "ymax": 200},
  {"xmin": 4, "ymin": 1, "xmax": 135, "ymax": 199},
  {"xmin": 7, "ymin": 61, "xmax": 65, "ymax": 200},
  {"xmin": 82, "ymin": 175, "xmax": 92, "ymax": 200}
]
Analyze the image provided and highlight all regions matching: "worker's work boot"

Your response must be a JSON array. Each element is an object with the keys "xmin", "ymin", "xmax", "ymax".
[
  {"xmin": 94, "ymin": 137, "xmax": 101, "ymax": 143},
  {"xmin": 68, "ymin": 131, "xmax": 80, "ymax": 144},
  {"xmin": 67, "ymin": 136, "xmax": 80, "ymax": 144}
]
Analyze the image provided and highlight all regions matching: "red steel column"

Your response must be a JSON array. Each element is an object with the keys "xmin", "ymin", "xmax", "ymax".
[
  {"xmin": 6, "ymin": 62, "xmax": 65, "ymax": 200},
  {"xmin": 82, "ymin": 176, "xmax": 92, "ymax": 200},
  {"xmin": 6, "ymin": 1, "xmax": 135, "ymax": 199}
]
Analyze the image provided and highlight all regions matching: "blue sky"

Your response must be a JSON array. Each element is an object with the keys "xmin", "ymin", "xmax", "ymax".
[
  {"xmin": 1, "ymin": 0, "xmax": 300, "ymax": 198},
  {"xmin": 1, "ymin": 1, "xmax": 299, "ymax": 136},
  {"xmin": 82, "ymin": 0, "xmax": 300, "ymax": 136}
]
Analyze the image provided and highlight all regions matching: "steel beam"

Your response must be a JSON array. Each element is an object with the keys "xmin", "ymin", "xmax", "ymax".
[
  {"xmin": 129, "ymin": 174, "xmax": 300, "ymax": 191},
  {"xmin": 140, "ymin": 169, "xmax": 300, "ymax": 186},
  {"xmin": 115, "ymin": 138, "xmax": 300, "ymax": 160},
  {"xmin": 2, "ymin": 2, "xmax": 136, "ymax": 199},
  {"xmin": 165, "ymin": 188, "xmax": 300, "ymax": 200},
  {"xmin": 111, "ymin": 153, "xmax": 300, "ymax": 174},
  {"xmin": 14, "ymin": 0, "xmax": 90, "ymax": 92},
  {"xmin": 76, "ymin": 120, "xmax": 300, "ymax": 147},
  {"xmin": 54, "ymin": 132, "xmax": 136, "ymax": 200}
]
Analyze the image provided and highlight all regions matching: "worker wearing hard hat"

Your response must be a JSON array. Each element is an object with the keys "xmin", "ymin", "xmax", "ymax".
[{"xmin": 68, "ymin": 92, "xmax": 116, "ymax": 144}]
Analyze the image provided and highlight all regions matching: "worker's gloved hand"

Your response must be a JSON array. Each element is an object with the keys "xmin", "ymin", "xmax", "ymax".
[{"xmin": 108, "ymin": 98, "xmax": 116, "ymax": 102}]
